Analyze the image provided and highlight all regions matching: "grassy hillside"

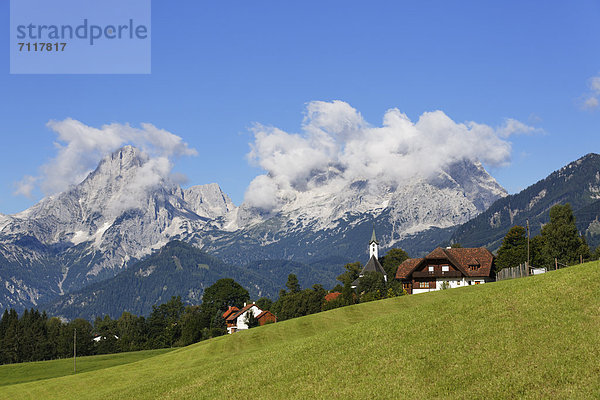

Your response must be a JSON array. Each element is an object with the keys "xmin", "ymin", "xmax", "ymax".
[
  {"xmin": 0, "ymin": 348, "xmax": 173, "ymax": 387},
  {"xmin": 3, "ymin": 262, "xmax": 600, "ymax": 399}
]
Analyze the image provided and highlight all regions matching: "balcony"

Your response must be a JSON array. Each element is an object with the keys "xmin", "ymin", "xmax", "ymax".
[{"xmin": 412, "ymin": 270, "xmax": 462, "ymax": 278}]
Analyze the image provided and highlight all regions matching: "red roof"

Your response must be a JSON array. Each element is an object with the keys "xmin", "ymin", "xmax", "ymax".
[
  {"xmin": 222, "ymin": 306, "xmax": 239, "ymax": 320},
  {"xmin": 425, "ymin": 247, "xmax": 448, "ymax": 259},
  {"xmin": 324, "ymin": 292, "xmax": 341, "ymax": 302},
  {"xmin": 395, "ymin": 258, "xmax": 423, "ymax": 279},
  {"xmin": 445, "ymin": 247, "xmax": 494, "ymax": 277},
  {"xmin": 226, "ymin": 303, "xmax": 257, "ymax": 322},
  {"xmin": 396, "ymin": 247, "xmax": 494, "ymax": 279}
]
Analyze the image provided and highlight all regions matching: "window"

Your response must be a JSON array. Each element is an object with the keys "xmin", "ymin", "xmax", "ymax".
[
  {"xmin": 418, "ymin": 281, "xmax": 429, "ymax": 289},
  {"xmin": 428, "ymin": 266, "xmax": 434, "ymax": 272},
  {"xmin": 442, "ymin": 265, "xmax": 449, "ymax": 272}
]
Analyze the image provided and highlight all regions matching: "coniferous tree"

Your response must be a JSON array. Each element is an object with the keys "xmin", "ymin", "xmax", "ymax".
[
  {"xmin": 46, "ymin": 317, "xmax": 63, "ymax": 359},
  {"xmin": 116, "ymin": 312, "xmax": 146, "ymax": 352},
  {"xmin": 1, "ymin": 309, "xmax": 20, "ymax": 364},
  {"xmin": 179, "ymin": 306, "xmax": 204, "ymax": 345},
  {"xmin": 541, "ymin": 204, "xmax": 590, "ymax": 266},
  {"xmin": 285, "ymin": 274, "xmax": 301, "ymax": 293},
  {"xmin": 496, "ymin": 226, "xmax": 527, "ymax": 271}
]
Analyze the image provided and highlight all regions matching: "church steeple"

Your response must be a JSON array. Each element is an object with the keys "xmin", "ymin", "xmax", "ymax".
[
  {"xmin": 369, "ymin": 226, "xmax": 379, "ymax": 259},
  {"xmin": 351, "ymin": 225, "xmax": 387, "ymax": 288}
]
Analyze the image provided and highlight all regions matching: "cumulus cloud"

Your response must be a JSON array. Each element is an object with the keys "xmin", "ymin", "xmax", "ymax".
[
  {"xmin": 244, "ymin": 101, "xmax": 537, "ymax": 211},
  {"xmin": 14, "ymin": 119, "xmax": 196, "ymax": 197},
  {"xmin": 582, "ymin": 75, "xmax": 600, "ymax": 110}
]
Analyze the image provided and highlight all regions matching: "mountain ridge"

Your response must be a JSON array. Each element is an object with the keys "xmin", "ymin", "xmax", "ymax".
[
  {"xmin": 1, "ymin": 145, "xmax": 508, "ymax": 312},
  {"xmin": 450, "ymin": 153, "xmax": 600, "ymax": 250}
]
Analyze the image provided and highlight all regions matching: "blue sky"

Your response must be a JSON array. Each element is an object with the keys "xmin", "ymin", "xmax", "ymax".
[{"xmin": 1, "ymin": 1, "xmax": 599, "ymax": 214}]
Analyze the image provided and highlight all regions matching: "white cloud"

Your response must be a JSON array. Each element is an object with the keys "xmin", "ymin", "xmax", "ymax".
[
  {"xmin": 590, "ymin": 76, "xmax": 600, "ymax": 92},
  {"xmin": 13, "ymin": 175, "xmax": 39, "ymax": 198},
  {"xmin": 244, "ymin": 101, "xmax": 537, "ymax": 211},
  {"xmin": 582, "ymin": 75, "xmax": 600, "ymax": 110},
  {"xmin": 584, "ymin": 96, "xmax": 599, "ymax": 110},
  {"xmin": 497, "ymin": 118, "xmax": 539, "ymax": 137},
  {"xmin": 105, "ymin": 155, "xmax": 174, "ymax": 216},
  {"xmin": 14, "ymin": 119, "xmax": 196, "ymax": 197}
]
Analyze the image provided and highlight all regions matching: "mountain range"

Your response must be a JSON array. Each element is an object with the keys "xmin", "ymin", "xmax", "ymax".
[
  {"xmin": 1, "ymin": 146, "xmax": 597, "ymax": 317},
  {"xmin": 450, "ymin": 153, "xmax": 600, "ymax": 250}
]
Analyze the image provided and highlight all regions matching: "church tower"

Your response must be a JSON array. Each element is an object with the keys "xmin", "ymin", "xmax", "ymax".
[
  {"xmin": 369, "ymin": 226, "xmax": 379, "ymax": 259},
  {"xmin": 351, "ymin": 226, "xmax": 387, "ymax": 288}
]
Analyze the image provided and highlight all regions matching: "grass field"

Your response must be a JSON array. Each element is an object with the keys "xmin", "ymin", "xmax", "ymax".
[
  {"xmin": 2, "ymin": 261, "xmax": 599, "ymax": 399},
  {"xmin": 0, "ymin": 348, "xmax": 174, "ymax": 387}
]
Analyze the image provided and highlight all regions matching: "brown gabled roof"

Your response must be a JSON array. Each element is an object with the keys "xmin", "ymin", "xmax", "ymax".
[
  {"xmin": 425, "ymin": 247, "xmax": 448, "ymax": 259},
  {"xmin": 226, "ymin": 303, "xmax": 258, "ymax": 322},
  {"xmin": 445, "ymin": 247, "xmax": 494, "ymax": 277},
  {"xmin": 256, "ymin": 310, "xmax": 275, "ymax": 320},
  {"xmin": 396, "ymin": 258, "xmax": 423, "ymax": 279},
  {"xmin": 222, "ymin": 306, "xmax": 239, "ymax": 320},
  {"xmin": 395, "ymin": 247, "xmax": 494, "ymax": 279}
]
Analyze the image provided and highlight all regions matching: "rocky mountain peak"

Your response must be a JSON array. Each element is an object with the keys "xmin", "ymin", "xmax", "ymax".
[
  {"xmin": 84, "ymin": 145, "xmax": 149, "ymax": 185},
  {"xmin": 0, "ymin": 149, "xmax": 512, "ymax": 312},
  {"xmin": 182, "ymin": 183, "xmax": 237, "ymax": 221}
]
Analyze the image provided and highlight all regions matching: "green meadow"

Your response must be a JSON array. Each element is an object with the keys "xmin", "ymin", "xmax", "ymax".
[
  {"xmin": 0, "ymin": 348, "xmax": 174, "ymax": 387},
  {"xmin": 2, "ymin": 262, "xmax": 599, "ymax": 399}
]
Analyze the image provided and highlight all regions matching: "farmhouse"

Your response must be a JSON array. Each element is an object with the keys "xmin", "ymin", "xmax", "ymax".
[
  {"xmin": 351, "ymin": 228, "xmax": 387, "ymax": 288},
  {"xmin": 222, "ymin": 303, "xmax": 277, "ymax": 334},
  {"xmin": 396, "ymin": 247, "xmax": 495, "ymax": 294}
]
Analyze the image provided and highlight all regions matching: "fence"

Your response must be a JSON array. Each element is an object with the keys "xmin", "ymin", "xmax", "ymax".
[
  {"xmin": 496, "ymin": 263, "xmax": 530, "ymax": 281},
  {"xmin": 496, "ymin": 257, "xmax": 588, "ymax": 282}
]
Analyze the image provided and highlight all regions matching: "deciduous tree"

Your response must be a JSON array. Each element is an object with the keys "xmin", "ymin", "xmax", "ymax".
[{"xmin": 380, "ymin": 248, "xmax": 409, "ymax": 280}]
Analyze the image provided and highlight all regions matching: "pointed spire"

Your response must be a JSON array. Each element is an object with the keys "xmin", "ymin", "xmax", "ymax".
[
  {"xmin": 369, "ymin": 224, "xmax": 379, "ymax": 259},
  {"xmin": 370, "ymin": 225, "xmax": 379, "ymax": 245}
]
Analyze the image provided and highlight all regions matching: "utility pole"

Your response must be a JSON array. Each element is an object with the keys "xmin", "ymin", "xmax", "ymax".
[
  {"xmin": 526, "ymin": 219, "xmax": 530, "ymax": 268},
  {"xmin": 74, "ymin": 328, "xmax": 77, "ymax": 373}
]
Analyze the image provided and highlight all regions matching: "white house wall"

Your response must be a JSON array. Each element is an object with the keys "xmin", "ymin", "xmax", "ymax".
[
  {"xmin": 412, "ymin": 278, "xmax": 489, "ymax": 294},
  {"xmin": 235, "ymin": 306, "xmax": 263, "ymax": 331}
]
